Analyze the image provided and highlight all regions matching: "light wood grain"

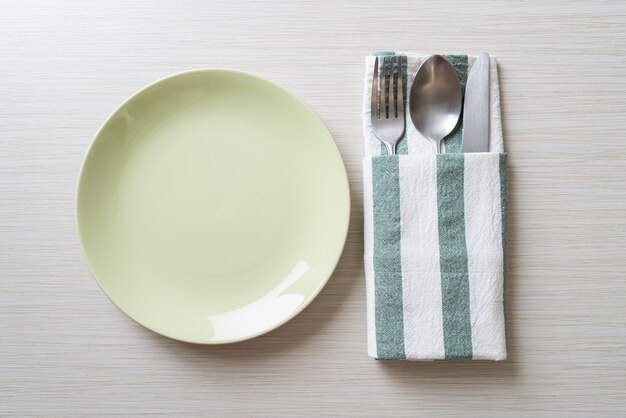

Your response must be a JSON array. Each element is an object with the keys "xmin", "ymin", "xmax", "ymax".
[{"xmin": 2, "ymin": 0, "xmax": 626, "ymax": 416}]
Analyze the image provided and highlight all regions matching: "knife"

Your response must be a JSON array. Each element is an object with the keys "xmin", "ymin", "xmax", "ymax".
[{"xmin": 462, "ymin": 52, "xmax": 490, "ymax": 152}]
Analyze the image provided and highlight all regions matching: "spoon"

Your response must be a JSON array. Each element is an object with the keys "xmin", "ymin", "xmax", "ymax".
[{"xmin": 409, "ymin": 55, "xmax": 462, "ymax": 153}]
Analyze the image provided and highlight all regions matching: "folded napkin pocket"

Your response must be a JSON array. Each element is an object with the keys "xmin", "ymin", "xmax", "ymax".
[{"xmin": 363, "ymin": 153, "xmax": 507, "ymax": 360}]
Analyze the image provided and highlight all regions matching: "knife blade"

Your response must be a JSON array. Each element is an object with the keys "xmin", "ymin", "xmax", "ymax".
[{"xmin": 462, "ymin": 52, "xmax": 490, "ymax": 152}]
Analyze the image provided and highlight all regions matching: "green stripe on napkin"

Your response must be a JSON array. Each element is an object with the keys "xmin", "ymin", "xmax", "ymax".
[
  {"xmin": 442, "ymin": 55, "xmax": 468, "ymax": 154},
  {"xmin": 372, "ymin": 156, "xmax": 405, "ymax": 359},
  {"xmin": 437, "ymin": 154, "xmax": 473, "ymax": 359}
]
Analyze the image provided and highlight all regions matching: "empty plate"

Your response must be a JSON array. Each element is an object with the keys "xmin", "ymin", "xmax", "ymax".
[{"xmin": 76, "ymin": 69, "xmax": 350, "ymax": 344}]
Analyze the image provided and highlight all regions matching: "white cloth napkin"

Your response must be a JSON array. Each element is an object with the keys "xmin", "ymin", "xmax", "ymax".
[{"xmin": 362, "ymin": 52, "xmax": 507, "ymax": 360}]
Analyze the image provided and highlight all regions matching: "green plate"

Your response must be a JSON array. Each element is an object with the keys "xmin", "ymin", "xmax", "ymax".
[{"xmin": 77, "ymin": 69, "xmax": 350, "ymax": 344}]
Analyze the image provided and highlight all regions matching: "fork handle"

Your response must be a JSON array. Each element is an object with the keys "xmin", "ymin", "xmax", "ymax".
[{"xmin": 384, "ymin": 142, "xmax": 396, "ymax": 155}]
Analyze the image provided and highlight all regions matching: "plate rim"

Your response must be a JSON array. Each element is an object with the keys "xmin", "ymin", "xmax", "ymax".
[{"xmin": 75, "ymin": 67, "xmax": 351, "ymax": 344}]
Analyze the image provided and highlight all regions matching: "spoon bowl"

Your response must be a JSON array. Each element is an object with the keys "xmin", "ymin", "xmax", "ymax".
[{"xmin": 409, "ymin": 55, "xmax": 462, "ymax": 153}]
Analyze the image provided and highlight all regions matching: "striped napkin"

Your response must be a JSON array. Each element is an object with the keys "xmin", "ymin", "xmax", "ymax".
[{"xmin": 362, "ymin": 52, "xmax": 507, "ymax": 360}]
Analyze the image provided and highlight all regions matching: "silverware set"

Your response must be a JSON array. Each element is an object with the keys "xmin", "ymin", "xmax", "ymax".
[{"xmin": 371, "ymin": 53, "xmax": 490, "ymax": 154}]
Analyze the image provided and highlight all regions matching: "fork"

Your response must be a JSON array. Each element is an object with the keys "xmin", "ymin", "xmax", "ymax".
[{"xmin": 371, "ymin": 56, "xmax": 405, "ymax": 155}]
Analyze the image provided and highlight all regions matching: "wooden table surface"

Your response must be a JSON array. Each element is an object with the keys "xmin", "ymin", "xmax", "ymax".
[{"xmin": 2, "ymin": 1, "xmax": 626, "ymax": 416}]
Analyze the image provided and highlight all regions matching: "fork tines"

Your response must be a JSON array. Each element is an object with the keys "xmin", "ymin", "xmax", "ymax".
[{"xmin": 370, "ymin": 55, "xmax": 405, "ymax": 155}]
